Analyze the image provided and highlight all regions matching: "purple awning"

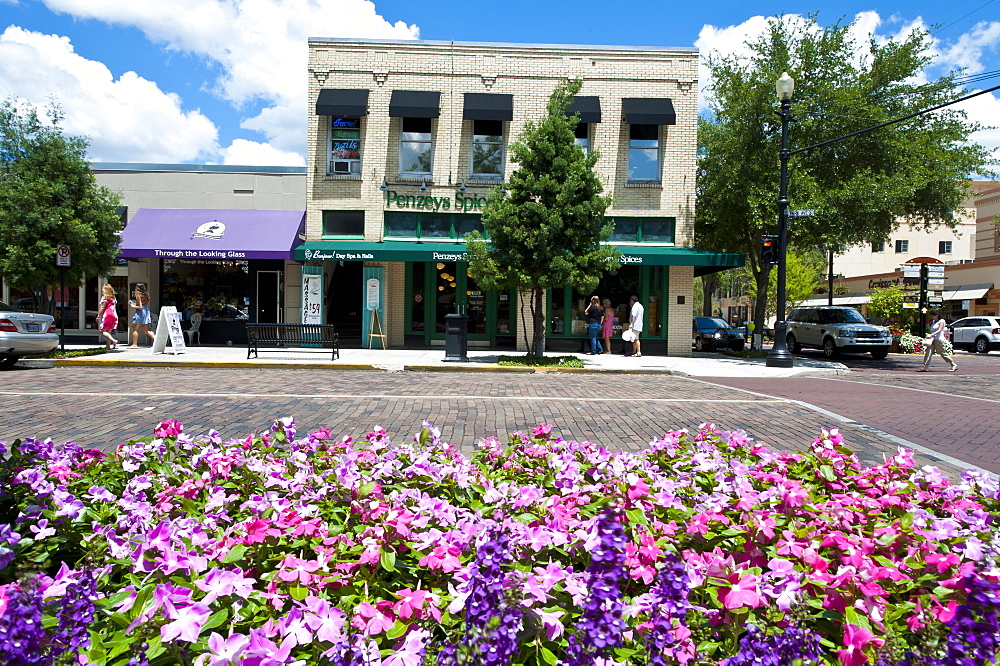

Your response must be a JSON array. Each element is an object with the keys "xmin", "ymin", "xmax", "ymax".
[{"xmin": 117, "ymin": 209, "xmax": 306, "ymax": 260}]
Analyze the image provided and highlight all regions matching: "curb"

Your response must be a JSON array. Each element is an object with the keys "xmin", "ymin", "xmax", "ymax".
[{"xmin": 55, "ymin": 359, "xmax": 383, "ymax": 371}]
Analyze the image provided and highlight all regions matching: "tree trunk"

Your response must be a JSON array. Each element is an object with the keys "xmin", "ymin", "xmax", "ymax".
[
  {"xmin": 530, "ymin": 285, "xmax": 546, "ymax": 356},
  {"xmin": 701, "ymin": 274, "xmax": 715, "ymax": 318}
]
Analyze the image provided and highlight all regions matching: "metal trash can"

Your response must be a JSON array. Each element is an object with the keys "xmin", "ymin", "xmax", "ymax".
[{"xmin": 443, "ymin": 313, "xmax": 469, "ymax": 362}]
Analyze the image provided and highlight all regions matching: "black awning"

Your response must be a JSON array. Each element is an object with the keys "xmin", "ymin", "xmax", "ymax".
[
  {"xmin": 389, "ymin": 90, "xmax": 441, "ymax": 118},
  {"xmin": 463, "ymin": 93, "xmax": 514, "ymax": 121},
  {"xmin": 623, "ymin": 98, "xmax": 676, "ymax": 125},
  {"xmin": 566, "ymin": 96, "xmax": 601, "ymax": 123},
  {"xmin": 315, "ymin": 89, "xmax": 369, "ymax": 116}
]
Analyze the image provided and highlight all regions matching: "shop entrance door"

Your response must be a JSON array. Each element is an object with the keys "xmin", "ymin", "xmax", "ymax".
[
  {"xmin": 257, "ymin": 271, "xmax": 282, "ymax": 322},
  {"xmin": 417, "ymin": 262, "xmax": 509, "ymax": 345}
]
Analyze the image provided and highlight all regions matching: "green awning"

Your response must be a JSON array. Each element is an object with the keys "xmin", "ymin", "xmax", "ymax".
[{"xmin": 295, "ymin": 240, "xmax": 744, "ymax": 274}]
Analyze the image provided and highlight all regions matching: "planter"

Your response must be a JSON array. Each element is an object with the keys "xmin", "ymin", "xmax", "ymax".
[{"xmin": 890, "ymin": 339, "xmax": 901, "ymax": 353}]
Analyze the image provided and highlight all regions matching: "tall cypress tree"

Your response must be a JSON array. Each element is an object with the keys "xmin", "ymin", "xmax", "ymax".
[{"xmin": 466, "ymin": 79, "xmax": 619, "ymax": 356}]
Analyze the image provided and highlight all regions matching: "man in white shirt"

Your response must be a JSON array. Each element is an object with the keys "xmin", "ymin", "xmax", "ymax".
[{"xmin": 628, "ymin": 295, "xmax": 644, "ymax": 357}]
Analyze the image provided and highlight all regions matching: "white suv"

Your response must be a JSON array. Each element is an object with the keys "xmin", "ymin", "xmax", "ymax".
[
  {"xmin": 785, "ymin": 306, "xmax": 892, "ymax": 359},
  {"xmin": 948, "ymin": 316, "xmax": 1000, "ymax": 354}
]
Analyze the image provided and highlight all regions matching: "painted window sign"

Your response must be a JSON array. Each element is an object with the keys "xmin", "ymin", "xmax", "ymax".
[
  {"xmin": 331, "ymin": 129, "xmax": 359, "ymax": 139},
  {"xmin": 331, "ymin": 118, "xmax": 361, "ymax": 128}
]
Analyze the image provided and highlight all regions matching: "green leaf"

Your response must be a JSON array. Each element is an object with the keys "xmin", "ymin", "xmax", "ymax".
[
  {"xmin": 381, "ymin": 549, "xmax": 397, "ymax": 572},
  {"xmin": 625, "ymin": 507, "xmax": 648, "ymax": 525},
  {"xmin": 202, "ymin": 607, "xmax": 229, "ymax": 632},
  {"xmin": 540, "ymin": 646, "xmax": 558, "ymax": 665},
  {"xmin": 86, "ymin": 629, "xmax": 108, "ymax": 664},
  {"xmin": 386, "ymin": 620, "xmax": 408, "ymax": 640},
  {"xmin": 289, "ymin": 585, "xmax": 308, "ymax": 601},
  {"xmin": 222, "ymin": 544, "xmax": 248, "ymax": 564},
  {"xmin": 819, "ymin": 465, "xmax": 837, "ymax": 482},
  {"xmin": 358, "ymin": 481, "xmax": 378, "ymax": 499}
]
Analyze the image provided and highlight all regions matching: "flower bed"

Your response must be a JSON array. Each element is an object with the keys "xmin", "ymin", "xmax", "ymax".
[{"xmin": 1, "ymin": 419, "xmax": 998, "ymax": 665}]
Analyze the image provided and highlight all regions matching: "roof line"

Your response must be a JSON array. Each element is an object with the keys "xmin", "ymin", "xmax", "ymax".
[{"xmin": 308, "ymin": 36, "xmax": 698, "ymax": 54}]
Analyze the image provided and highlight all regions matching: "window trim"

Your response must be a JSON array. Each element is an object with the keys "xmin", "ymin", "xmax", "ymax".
[
  {"xmin": 894, "ymin": 239, "xmax": 909, "ymax": 254},
  {"xmin": 939, "ymin": 240, "xmax": 953, "ymax": 255},
  {"xmin": 607, "ymin": 216, "xmax": 676, "ymax": 244}
]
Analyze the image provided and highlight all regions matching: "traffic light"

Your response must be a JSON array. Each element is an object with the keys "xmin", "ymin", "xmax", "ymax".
[{"xmin": 760, "ymin": 235, "xmax": 779, "ymax": 265}]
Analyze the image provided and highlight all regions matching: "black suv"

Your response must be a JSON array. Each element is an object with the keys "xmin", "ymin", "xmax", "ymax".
[
  {"xmin": 785, "ymin": 306, "xmax": 891, "ymax": 359},
  {"xmin": 692, "ymin": 317, "xmax": 746, "ymax": 352}
]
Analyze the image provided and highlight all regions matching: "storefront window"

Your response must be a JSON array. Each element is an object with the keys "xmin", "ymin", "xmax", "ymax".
[
  {"xmin": 162, "ymin": 258, "xmax": 251, "ymax": 321},
  {"xmin": 410, "ymin": 263, "xmax": 425, "ymax": 331},
  {"xmin": 549, "ymin": 267, "xmax": 643, "ymax": 337},
  {"xmin": 421, "ymin": 214, "xmax": 451, "ymax": 238},
  {"xmin": 608, "ymin": 217, "xmax": 675, "ymax": 243},
  {"xmin": 647, "ymin": 266, "xmax": 663, "ymax": 336},
  {"xmin": 466, "ymin": 269, "xmax": 487, "ymax": 335},
  {"xmin": 10, "ymin": 284, "xmax": 81, "ymax": 329},
  {"xmin": 384, "ymin": 212, "xmax": 483, "ymax": 240},
  {"xmin": 435, "ymin": 262, "xmax": 458, "ymax": 333}
]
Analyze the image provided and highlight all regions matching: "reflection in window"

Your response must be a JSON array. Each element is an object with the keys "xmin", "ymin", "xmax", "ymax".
[
  {"xmin": 608, "ymin": 217, "xmax": 675, "ymax": 243},
  {"xmin": 421, "ymin": 215, "xmax": 451, "ymax": 238},
  {"xmin": 399, "ymin": 118, "xmax": 433, "ymax": 175},
  {"xmin": 385, "ymin": 212, "xmax": 419, "ymax": 238},
  {"xmin": 472, "ymin": 120, "xmax": 504, "ymax": 178},
  {"xmin": 410, "ymin": 262, "xmax": 425, "ymax": 331},
  {"xmin": 610, "ymin": 219, "xmax": 639, "ymax": 243},
  {"xmin": 162, "ymin": 258, "xmax": 251, "ymax": 321},
  {"xmin": 628, "ymin": 124, "xmax": 660, "ymax": 181},
  {"xmin": 574, "ymin": 123, "xmax": 589, "ymax": 152},
  {"xmin": 322, "ymin": 210, "xmax": 364, "ymax": 237}
]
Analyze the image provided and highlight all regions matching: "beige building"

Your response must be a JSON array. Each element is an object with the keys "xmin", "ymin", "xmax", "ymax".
[
  {"xmin": 2, "ymin": 163, "xmax": 308, "ymax": 345},
  {"xmin": 299, "ymin": 37, "xmax": 742, "ymax": 354}
]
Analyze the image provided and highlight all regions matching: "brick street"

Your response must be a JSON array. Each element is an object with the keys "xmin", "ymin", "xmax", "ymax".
[{"xmin": 3, "ymin": 364, "xmax": 995, "ymax": 478}]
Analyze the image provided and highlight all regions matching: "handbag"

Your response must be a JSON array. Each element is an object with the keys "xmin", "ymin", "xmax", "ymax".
[{"xmin": 622, "ymin": 329, "xmax": 636, "ymax": 342}]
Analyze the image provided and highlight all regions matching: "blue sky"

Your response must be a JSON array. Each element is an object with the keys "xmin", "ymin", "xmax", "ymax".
[{"xmin": 1, "ymin": 0, "xmax": 997, "ymax": 168}]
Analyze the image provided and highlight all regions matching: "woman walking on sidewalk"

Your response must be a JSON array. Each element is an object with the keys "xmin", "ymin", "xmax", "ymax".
[
  {"xmin": 918, "ymin": 311, "xmax": 957, "ymax": 372},
  {"xmin": 96, "ymin": 284, "xmax": 119, "ymax": 349},
  {"xmin": 128, "ymin": 283, "xmax": 152, "ymax": 348}
]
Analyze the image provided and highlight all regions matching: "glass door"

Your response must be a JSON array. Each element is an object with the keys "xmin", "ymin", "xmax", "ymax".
[
  {"xmin": 256, "ymin": 271, "xmax": 282, "ymax": 323},
  {"xmin": 407, "ymin": 262, "xmax": 514, "ymax": 346}
]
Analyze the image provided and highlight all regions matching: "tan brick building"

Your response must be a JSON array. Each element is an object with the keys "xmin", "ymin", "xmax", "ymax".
[{"xmin": 299, "ymin": 38, "xmax": 742, "ymax": 354}]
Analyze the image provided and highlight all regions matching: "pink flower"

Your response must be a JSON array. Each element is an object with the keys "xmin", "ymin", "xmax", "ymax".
[
  {"xmin": 837, "ymin": 624, "xmax": 884, "ymax": 666},
  {"xmin": 154, "ymin": 420, "xmax": 184, "ymax": 438},
  {"xmin": 161, "ymin": 602, "xmax": 212, "ymax": 643},
  {"xmin": 717, "ymin": 573, "xmax": 762, "ymax": 610},
  {"xmin": 353, "ymin": 600, "xmax": 395, "ymax": 636},
  {"xmin": 198, "ymin": 631, "xmax": 249, "ymax": 666},
  {"xmin": 418, "ymin": 545, "xmax": 462, "ymax": 572},
  {"xmin": 532, "ymin": 423, "xmax": 553, "ymax": 437}
]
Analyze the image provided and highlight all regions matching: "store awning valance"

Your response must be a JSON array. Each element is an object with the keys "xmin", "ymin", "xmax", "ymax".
[
  {"xmin": 566, "ymin": 96, "xmax": 601, "ymax": 123},
  {"xmin": 118, "ymin": 209, "xmax": 306, "ymax": 260},
  {"xmin": 296, "ymin": 240, "xmax": 744, "ymax": 273},
  {"xmin": 316, "ymin": 88, "xmax": 369, "ymax": 116},
  {"xmin": 800, "ymin": 294, "xmax": 872, "ymax": 307},
  {"xmin": 463, "ymin": 93, "xmax": 514, "ymax": 121},
  {"xmin": 943, "ymin": 283, "xmax": 992, "ymax": 301},
  {"xmin": 623, "ymin": 98, "xmax": 677, "ymax": 125},
  {"xmin": 389, "ymin": 90, "xmax": 441, "ymax": 118}
]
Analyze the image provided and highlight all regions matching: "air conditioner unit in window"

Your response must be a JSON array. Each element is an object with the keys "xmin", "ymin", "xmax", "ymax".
[{"xmin": 331, "ymin": 161, "xmax": 351, "ymax": 174}]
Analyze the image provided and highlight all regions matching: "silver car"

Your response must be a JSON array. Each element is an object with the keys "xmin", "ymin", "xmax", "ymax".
[
  {"xmin": 0, "ymin": 301, "xmax": 59, "ymax": 369},
  {"xmin": 948, "ymin": 316, "xmax": 1000, "ymax": 354},
  {"xmin": 785, "ymin": 306, "xmax": 891, "ymax": 360}
]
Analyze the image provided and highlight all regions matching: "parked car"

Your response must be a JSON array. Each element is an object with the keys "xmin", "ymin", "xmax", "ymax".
[
  {"xmin": 0, "ymin": 300, "xmax": 59, "ymax": 369},
  {"xmin": 737, "ymin": 321, "xmax": 774, "ymax": 340},
  {"xmin": 948, "ymin": 316, "xmax": 1000, "ymax": 353},
  {"xmin": 693, "ymin": 316, "xmax": 745, "ymax": 352},
  {"xmin": 785, "ymin": 306, "xmax": 891, "ymax": 359}
]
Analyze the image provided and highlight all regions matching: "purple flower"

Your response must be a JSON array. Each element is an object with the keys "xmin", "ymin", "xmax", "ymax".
[
  {"xmin": 725, "ymin": 624, "xmax": 823, "ymax": 666},
  {"xmin": 566, "ymin": 511, "xmax": 627, "ymax": 666},
  {"xmin": 0, "ymin": 582, "xmax": 46, "ymax": 664}
]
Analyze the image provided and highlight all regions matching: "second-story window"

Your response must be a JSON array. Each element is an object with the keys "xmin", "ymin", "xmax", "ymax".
[
  {"xmin": 895, "ymin": 239, "xmax": 909, "ymax": 253},
  {"xmin": 628, "ymin": 124, "xmax": 660, "ymax": 181},
  {"xmin": 328, "ymin": 117, "xmax": 361, "ymax": 175},
  {"xmin": 939, "ymin": 240, "xmax": 953, "ymax": 254},
  {"xmin": 574, "ymin": 123, "xmax": 590, "ymax": 152},
  {"xmin": 399, "ymin": 118, "xmax": 433, "ymax": 176},
  {"xmin": 471, "ymin": 120, "xmax": 504, "ymax": 179}
]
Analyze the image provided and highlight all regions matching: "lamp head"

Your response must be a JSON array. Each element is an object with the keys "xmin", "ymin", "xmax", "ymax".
[
  {"xmin": 776, "ymin": 72, "xmax": 794, "ymax": 102},
  {"xmin": 419, "ymin": 178, "xmax": 429, "ymax": 193},
  {"xmin": 379, "ymin": 177, "xmax": 389, "ymax": 192},
  {"xmin": 456, "ymin": 182, "xmax": 466, "ymax": 194}
]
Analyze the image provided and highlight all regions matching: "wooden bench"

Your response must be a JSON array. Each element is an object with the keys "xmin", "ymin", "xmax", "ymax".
[{"xmin": 245, "ymin": 323, "xmax": 340, "ymax": 360}]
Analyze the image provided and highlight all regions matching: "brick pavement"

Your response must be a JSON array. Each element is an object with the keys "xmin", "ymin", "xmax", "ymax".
[
  {"xmin": 705, "ymin": 374, "xmax": 1000, "ymax": 474},
  {"xmin": 0, "ymin": 366, "xmax": 973, "ymax": 477}
]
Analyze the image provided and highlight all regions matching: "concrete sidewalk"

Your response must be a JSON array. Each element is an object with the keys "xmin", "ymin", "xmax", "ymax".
[{"xmin": 45, "ymin": 343, "xmax": 848, "ymax": 378}]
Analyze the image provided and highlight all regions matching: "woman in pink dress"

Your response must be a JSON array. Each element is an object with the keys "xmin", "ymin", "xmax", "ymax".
[
  {"xmin": 601, "ymin": 298, "xmax": 615, "ymax": 354},
  {"xmin": 96, "ymin": 283, "xmax": 119, "ymax": 349}
]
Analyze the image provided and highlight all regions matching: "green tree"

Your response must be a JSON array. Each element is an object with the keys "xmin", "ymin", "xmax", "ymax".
[
  {"xmin": 697, "ymin": 14, "xmax": 995, "ymax": 336},
  {"xmin": 739, "ymin": 248, "xmax": 825, "ymax": 320},
  {"xmin": 0, "ymin": 99, "xmax": 123, "ymax": 309},
  {"xmin": 866, "ymin": 283, "xmax": 910, "ymax": 325},
  {"xmin": 466, "ymin": 79, "xmax": 619, "ymax": 355}
]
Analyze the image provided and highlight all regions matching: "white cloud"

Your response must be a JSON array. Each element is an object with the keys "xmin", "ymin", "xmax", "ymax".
[
  {"xmin": 954, "ymin": 90, "xmax": 1000, "ymax": 173},
  {"xmin": 0, "ymin": 26, "xmax": 219, "ymax": 163},
  {"xmin": 934, "ymin": 20, "xmax": 1000, "ymax": 74},
  {"xmin": 220, "ymin": 138, "xmax": 305, "ymax": 166},
  {"xmin": 37, "ymin": 0, "xmax": 420, "ymax": 164}
]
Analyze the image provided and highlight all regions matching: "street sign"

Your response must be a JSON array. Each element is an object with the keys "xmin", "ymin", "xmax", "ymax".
[
  {"xmin": 56, "ymin": 244, "xmax": 71, "ymax": 267},
  {"xmin": 787, "ymin": 209, "xmax": 815, "ymax": 218},
  {"xmin": 927, "ymin": 265, "xmax": 945, "ymax": 276}
]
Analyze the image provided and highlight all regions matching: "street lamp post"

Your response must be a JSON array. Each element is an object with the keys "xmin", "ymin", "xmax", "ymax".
[{"xmin": 766, "ymin": 72, "xmax": 795, "ymax": 368}]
